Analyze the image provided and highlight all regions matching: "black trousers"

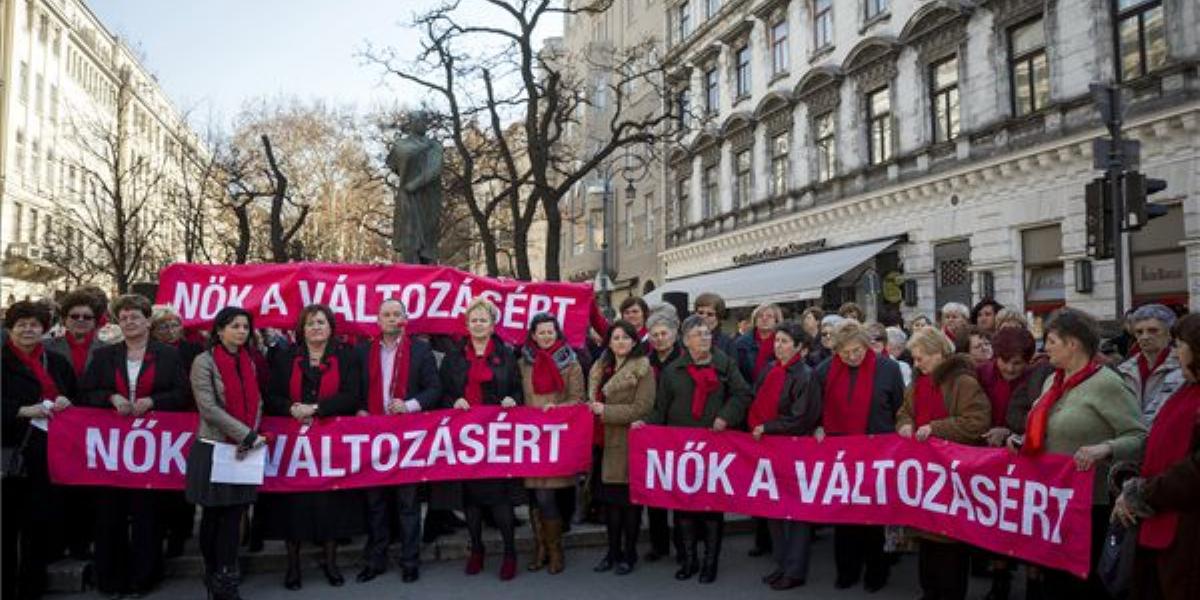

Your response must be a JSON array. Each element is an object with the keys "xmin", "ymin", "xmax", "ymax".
[
  {"xmin": 163, "ymin": 491, "xmax": 195, "ymax": 546},
  {"xmin": 833, "ymin": 524, "xmax": 888, "ymax": 585},
  {"xmin": 768, "ymin": 519, "xmax": 812, "ymax": 580},
  {"xmin": 1043, "ymin": 504, "xmax": 1113, "ymax": 599},
  {"xmin": 363, "ymin": 485, "xmax": 421, "ymax": 570},
  {"xmin": 93, "ymin": 488, "xmax": 164, "ymax": 594},
  {"xmin": 918, "ymin": 541, "xmax": 970, "ymax": 600},
  {"xmin": 199, "ymin": 505, "xmax": 246, "ymax": 574},
  {"xmin": 647, "ymin": 507, "xmax": 679, "ymax": 556},
  {"xmin": 2, "ymin": 473, "xmax": 63, "ymax": 600}
]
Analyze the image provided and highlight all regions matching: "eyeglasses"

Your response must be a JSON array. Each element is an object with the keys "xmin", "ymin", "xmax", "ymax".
[
  {"xmin": 154, "ymin": 322, "xmax": 182, "ymax": 331},
  {"xmin": 68, "ymin": 313, "xmax": 95, "ymax": 321}
]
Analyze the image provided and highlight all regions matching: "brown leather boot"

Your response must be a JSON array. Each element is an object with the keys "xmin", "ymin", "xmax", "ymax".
[
  {"xmin": 544, "ymin": 518, "xmax": 565, "ymax": 574},
  {"xmin": 527, "ymin": 508, "xmax": 546, "ymax": 571}
]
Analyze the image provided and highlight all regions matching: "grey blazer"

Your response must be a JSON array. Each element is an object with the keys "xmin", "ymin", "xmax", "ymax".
[
  {"xmin": 45, "ymin": 334, "xmax": 105, "ymax": 374},
  {"xmin": 191, "ymin": 351, "xmax": 263, "ymax": 446}
]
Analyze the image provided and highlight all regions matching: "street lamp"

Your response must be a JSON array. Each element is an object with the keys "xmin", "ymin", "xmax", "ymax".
[{"xmin": 593, "ymin": 146, "xmax": 652, "ymax": 312}]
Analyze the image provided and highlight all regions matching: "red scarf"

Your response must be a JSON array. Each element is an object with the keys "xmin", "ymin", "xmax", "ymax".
[
  {"xmin": 6, "ymin": 340, "xmax": 60, "ymax": 400},
  {"xmin": 464, "ymin": 339, "xmax": 496, "ymax": 406},
  {"xmin": 64, "ymin": 330, "xmax": 97, "ymax": 378},
  {"xmin": 1136, "ymin": 348, "xmax": 1170, "ymax": 393},
  {"xmin": 822, "ymin": 349, "xmax": 878, "ymax": 435},
  {"xmin": 748, "ymin": 353, "xmax": 801, "ymax": 429},
  {"xmin": 753, "ymin": 331, "xmax": 775, "ymax": 380},
  {"xmin": 1022, "ymin": 361, "xmax": 1102, "ymax": 456},
  {"xmin": 943, "ymin": 326, "xmax": 957, "ymax": 341},
  {"xmin": 912, "ymin": 373, "xmax": 950, "ymax": 427},
  {"xmin": 685, "ymin": 362, "xmax": 721, "ymax": 421},
  {"xmin": 978, "ymin": 360, "xmax": 1030, "ymax": 428},
  {"xmin": 211, "ymin": 346, "xmax": 260, "ymax": 441},
  {"xmin": 530, "ymin": 340, "xmax": 566, "ymax": 395},
  {"xmin": 115, "ymin": 347, "xmax": 156, "ymax": 400},
  {"xmin": 289, "ymin": 352, "xmax": 341, "ymax": 404},
  {"xmin": 367, "ymin": 336, "xmax": 412, "ymax": 415},
  {"xmin": 1138, "ymin": 384, "xmax": 1200, "ymax": 548}
]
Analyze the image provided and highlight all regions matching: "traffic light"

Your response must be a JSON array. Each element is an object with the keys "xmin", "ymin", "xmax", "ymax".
[
  {"xmin": 1085, "ymin": 177, "xmax": 1114, "ymax": 259},
  {"xmin": 1123, "ymin": 171, "xmax": 1168, "ymax": 230}
]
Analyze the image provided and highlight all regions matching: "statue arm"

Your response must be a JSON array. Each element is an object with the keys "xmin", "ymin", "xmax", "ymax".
[{"xmin": 404, "ymin": 145, "xmax": 443, "ymax": 193}]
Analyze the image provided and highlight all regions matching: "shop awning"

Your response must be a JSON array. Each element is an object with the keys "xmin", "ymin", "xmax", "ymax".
[{"xmin": 644, "ymin": 237, "xmax": 901, "ymax": 309}]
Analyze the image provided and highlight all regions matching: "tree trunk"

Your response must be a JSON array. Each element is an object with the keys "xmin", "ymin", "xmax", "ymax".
[
  {"xmin": 233, "ymin": 202, "xmax": 251, "ymax": 264},
  {"xmin": 541, "ymin": 194, "xmax": 563, "ymax": 282}
]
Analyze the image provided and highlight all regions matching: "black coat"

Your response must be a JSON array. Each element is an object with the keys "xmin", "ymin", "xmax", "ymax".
[
  {"xmin": 354, "ymin": 337, "xmax": 442, "ymax": 411},
  {"xmin": 438, "ymin": 336, "xmax": 523, "ymax": 407},
  {"xmin": 713, "ymin": 330, "xmax": 738, "ymax": 363},
  {"xmin": 812, "ymin": 354, "xmax": 906, "ymax": 435},
  {"xmin": 1, "ymin": 343, "xmax": 77, "ymax": 448},
  {"xmin": 265, "ymin": 343, "xmax": 362, "ymax": 418},
  {"xmin": 752, "ymin": 357, "xmax": 823, "ymax": 436},
  {"xmin": 82, "ymin": 340, "xmax": 186, "ymax": 412}
]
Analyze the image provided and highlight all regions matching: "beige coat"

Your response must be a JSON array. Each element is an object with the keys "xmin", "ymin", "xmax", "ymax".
[
  {"xmin": 518, "ymin": 358, "xmax": 585, "ymax": 489},
  {"xmin": 190, "ymin": 351, "xmax": 263, "ymax": 445},
  {"xmin": 588, "ymin": 356, "xmax": 655, "ymax": 485}
]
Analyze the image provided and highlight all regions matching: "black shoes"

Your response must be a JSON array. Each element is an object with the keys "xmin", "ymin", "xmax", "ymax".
[
  {"xmin": 771, "ymin": 576, "xmax": 805, "ymax": 590},
  {"xmin": 762, "ymin": 569, "xmax": 783, "ymax": 584},
  {"xmin": 401, "ymin": 567, "xmax": 420, "ymax": 583},
  {"xmin": 322, "ymin": 564, "xmax": 344, "ymax": 587},
  {"xmin": 614, "ymin": 561, "xmax": 635, "ymax": 576},
  {"xmin": 355, "ymin": 566, "xmax": 384, "ymax": 583},
  {"xmin": 593, "ymin": 556, "xmax": 615, "ymax": 572},
  {"xmin": 283, "ymin": 567, "xmax": 302, "ymax": 591}
]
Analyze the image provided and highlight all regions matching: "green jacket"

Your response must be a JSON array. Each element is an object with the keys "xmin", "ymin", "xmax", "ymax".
[
  {"xmin": 1037, "ymin": 367, "xmax": 1147, "ymax": 504},
  {"xmin": 649, "ymin": 350, "xmax": 751, "ymax": 429}
]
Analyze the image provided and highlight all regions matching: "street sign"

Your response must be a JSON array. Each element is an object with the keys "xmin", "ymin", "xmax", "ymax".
[{"xmin": 1092, "ymin": 138, "xmax": 1140, "ymax": 170}]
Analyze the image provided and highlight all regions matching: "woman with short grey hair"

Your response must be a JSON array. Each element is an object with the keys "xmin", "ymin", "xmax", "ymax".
[{"xmin": 1117, "ymin": 303, "xmax": 1183, "ymax": 424}]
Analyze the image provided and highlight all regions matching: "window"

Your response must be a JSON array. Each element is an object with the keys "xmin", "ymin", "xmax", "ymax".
[
  {"xmin": 931, "ymin": 56, "xmax": 960, "ymax": 143},
  {"xmin": 1116, "ymin": 0, "xmax": 1165, "ymax": 81},
  {"xmin": 864, "ymin": 0, "xmax": 887, "ymax": 20},
  {"xmin": 770, "ymin": 133, "xmax": 789, "ymax": 197},
  {"xmin": 1009, "ymin": 18, "xmax": 1048, "ymax": 116},
  {"xmin": 38, "ymin": 15, "xmax": 48, "ymax": 42},
  {"xmin": 814, "ymin": 112, "xmax": 836, "ymax": 182},
  {"xmin": 702, "ymin": 165, "xmax": 718, "ymax": 218},
  {"xmin": 644, "ymin": 193, "xmax": 655, "ymax": 240},
  {"xmin": 770, "ymin": 20, "xmax": 789, "ymax": 76},
  {"xmin": 734, "ymin": 149, "xmax": 752, "ymax": 209},
  {"xmin": 813, "ymin": 0, "xmax": 833, "ymax": 50},
  {"xmin": 735, "ymin": 44, "xmax": 751, "ymax": 97},
  {"xmin": 704, "ymin": 67, "xmax": 719, "ymax": 114},
  {"xmin": 676, "ymin": 88, "xmax": 691, "ymax": 129},
  {"xmin": 43, "ymin": 215, "xmax": 52, "ymax": 248},
  {"xmin": 30, "ymin": 140, "xmax": 41, "ymax": 188},
  {"xmin": 46, "ymin": 150, "xmax": 54, "ymax": 189},
  {"xmin": 676, "ymin": 2, "xmax": 691, "ymax": 42},
  {"xmin": 35, "ymin": 74, "xmax": 44, "ymax": 114},
  {"xmin": 29, "ymin": 208, "xmax": 39, "ymax": 244},
  {"xmin": 675, "ymin": 178, "xmax": 690, "ymax": 228},
  {"xmin": 625, "ymin": 200, "xmax": 635, "ymax": 246},
  {"xmin": 594, "ymin": 80, "xmax": 608, "ymax": 110},
  {"xmin": 11, "ymin": 203, "xmax": 23, "ymax": 244},
  {"xmin": 589, "ymin": 207, "xmax": 604, "ymax": 250},
  {"xmin": 867, "ymin": 87, "xmax": 893, "ymax": 164},
  {"xmin": 706, "ymin": 0, "xmax": 720, "ymax": 19},
  {"xmin": 49, "ymin": 84, "xmax": 58, "ymax": 122},
  {"xmin": 19, "ymin": 62, "xmax": 29, "ymax": 102},
  {"xmin": 572, "ymin": 197, "xmax": 586, "ymax": 255},
  {"xmin": 15, "ymin": 130, "xmax": 26, "ymax": 183}
]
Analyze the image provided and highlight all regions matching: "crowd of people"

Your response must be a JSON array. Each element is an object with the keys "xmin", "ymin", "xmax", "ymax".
[{"xmin": 2, "ymin": 287, "xmax": 1197, "ymax": 600}]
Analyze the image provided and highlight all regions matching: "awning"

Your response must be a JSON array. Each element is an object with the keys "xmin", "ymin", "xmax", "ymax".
[{"xmin": 644, "ymin": 237, "xmax": 901, "ymax": 309}]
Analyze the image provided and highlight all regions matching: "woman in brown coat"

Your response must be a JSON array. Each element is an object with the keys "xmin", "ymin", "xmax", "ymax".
[
  {"xmin": 1113, "ymin": 313, "xmax": 1200, "ymax": 600},
  {"xmin": 587, "ymin": 320, "xmax": 655, "ymax": 576},
  {"xmin": 896, "ymin": 327, "xmax": 991, "ymax": 600},
  {"xmin": 518, "ymin": 313, "xmax": 585, "ymax": 574}
]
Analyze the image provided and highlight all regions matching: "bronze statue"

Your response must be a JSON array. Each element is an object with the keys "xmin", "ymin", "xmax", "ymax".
[{"xmin": 387, "ymin": 112, "xmax": 443, "ymax": 264}]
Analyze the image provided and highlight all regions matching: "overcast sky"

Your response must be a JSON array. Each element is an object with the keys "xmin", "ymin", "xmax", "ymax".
[{"xmin": 89, "ymin": 0, "xmax": 564, "ymax": 127}]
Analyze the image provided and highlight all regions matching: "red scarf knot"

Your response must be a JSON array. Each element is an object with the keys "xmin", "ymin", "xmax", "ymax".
[
  {"xmin": 1136, "ymin": 348, "xmax": 1170, "ymax": 394},
  {"xmin": 912, "ymin": 373, "xmax": 950, "ymax": 428},
  {"xmin": 685, "ymin": 362, "xmax": 721, "ymax": 421},
  {"xmin": 367, "ymin": 335, "xmax": 412, "ymax": 415},
  {"xmin": 1138, "ymin": 383, "xmax": 1200, "ymax": 548},
  {"xmin": 748, "ymin": 352, "xmax": 801, "ymax": 429},
  {"xmin": 288, "ymin": 351, "xmax": 341, "ymax": 404},
  {"xmin": 821, "ymin": 349, "xmax": 878, "ymax": 435},
  {"xmin": 64, "ymin": 330, "xmax": 97, "ymax": 378},
  {"xmin": 6, "ymin": 340, "xmax": 60, "ymax": 400},
  {"xmin": 528, "ymin": 340, "xmax": 567, "ymax": 395},
  {"xmin": 464, "ymin": 339, "xmax": 496, "ymax": 406},
  {"xmin": 212, "ymin": 345, "xmax": 261, "ymax": 442},
  {"xmin": 753, "ymin": 331, "xmax": 776, "ymax": 381},
  {"xmin": 1022, "ymin": 360, "xmax": 1102, "ymax": 456}
]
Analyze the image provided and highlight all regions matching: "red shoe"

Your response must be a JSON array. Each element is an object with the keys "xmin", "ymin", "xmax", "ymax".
[
  {"xmin": 465, "ymin": 550, "xmax": 484, "ymax": 575},
  {"xmin": 499, "ymin": 554, "xmax": 517, "ymax": 581}
]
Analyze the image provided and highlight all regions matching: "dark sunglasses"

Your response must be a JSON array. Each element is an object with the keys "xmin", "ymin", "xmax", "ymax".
[{"xmin": 68, "ymin": 313, "xmax": 96, "ymax": 321}]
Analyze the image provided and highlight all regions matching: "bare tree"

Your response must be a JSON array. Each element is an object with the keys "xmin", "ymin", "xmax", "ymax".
[{"xmin": 365, "ymin": 0, "xmax": 675, "ymax": 280}]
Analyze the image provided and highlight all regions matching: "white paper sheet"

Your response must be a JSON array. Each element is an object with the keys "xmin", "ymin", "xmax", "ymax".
[
  {"xmin": 209, "ymin": 442, "xmax": 266, "ymax": 485},
  {"xmin": 31, "ymin": 400, "xmax": 53, "ymax": 431}
]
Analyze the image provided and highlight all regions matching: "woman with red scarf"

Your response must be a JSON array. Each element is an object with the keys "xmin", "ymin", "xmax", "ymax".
[
  {"xmin": 518, "ymin": 313, "xmax": 584, "ymax": 574},
  {"xmin": 587, "ymin": 320, "xmax": 654, "ymax": 576},
  {"xmin": 1112, "ymin": 312, "xmax": 1200, "ymax": 600},
  {"xmin": 644, "ymin": 310, "xmax": 684, "ymax": 563},
  {"xmin": 734, "ymin": 302, "xmax": 784, "ymax": 557},
  {"xmin": 637, "ymin": 314, "xmax": 751, "ymax": 584},
  {"xmin": 749, "ymin": 322, "xmax": 821, "ymax": 591},
  {"xmin": 618, "ymin": 296, "xmax": 651, "ymax": 348},
  {"xmin": 896, "ymin": 328, "xmax": 990, "ymax": 600},
  {"xmin": 261, "ymin": 304, "xmax": 364, "ymax": 590},
  {"xmin": 45, "ymin": 290, "xmax": 106, "ymax": 379},
  {"xmin": 1005, "ymin": 308, "xmax": 1145, "ymax": 598},
  {"xmin": 184, "ymin": 306, "xmax": 268, "ymax": 600},
  {"xmin": 2, "ymin": 301, "xmax": 77, "ymax": 600},
  {"xmin": 812, "ymin": 319, "xmax": 906, "ymax": 592},
  {"xmin": 82, "ymin": 294, "xmax": 187, "ymax": 597},
  {"xmin": 1116, "ymin": 303, "xmax": 1183, "ymax": 425},
  {"xmin": 438, "ymin": 297, "xmax": 524, "ymax": 581}
]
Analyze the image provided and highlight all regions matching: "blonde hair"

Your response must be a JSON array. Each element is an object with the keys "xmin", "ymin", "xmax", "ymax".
[
  {"xmin": 150, "ymin": 304, "xmax": 181, "ymax": 328},
  {"xmin": 465, "ymin": 297, "xmax": 500, "ymax": 324},
  {"xmin": 994, "ymin": 308, "xmax": 1029, "ymax": 331},
  {"xmin": 830, "ymin": 319, "xmax": 872, "ymax": 351},
  {"xmin": 907, "ymin": 327, "xmax": 955, "ymax": 358},
  {"xmin": 750, "ymin": 303, "xmax": 784, "ymax": 325}
]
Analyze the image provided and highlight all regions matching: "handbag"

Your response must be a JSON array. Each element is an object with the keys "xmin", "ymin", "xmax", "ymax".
[
  {"xmin": 2, "ymin": 428, "xmax": 33, "ymax": 480},
  {"xmin": 1098, "ymin": 519, "xmax": 1137, "ymax": 600}
]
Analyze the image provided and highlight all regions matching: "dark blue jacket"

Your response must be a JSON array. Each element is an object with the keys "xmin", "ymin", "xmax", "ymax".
[{"xmin": 355, "ymin": 336, "xmax": 442, "ymax": 410}]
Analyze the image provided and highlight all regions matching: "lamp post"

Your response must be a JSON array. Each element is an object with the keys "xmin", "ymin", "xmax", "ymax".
[{"xmin": 593, "ymin": 147, "xmax": 651, "ymax": 312}]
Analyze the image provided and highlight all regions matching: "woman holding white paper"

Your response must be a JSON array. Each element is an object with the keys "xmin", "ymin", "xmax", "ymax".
[{"xmin": 185, "ymin": 306, "xmax": 268, "ymax": 600}]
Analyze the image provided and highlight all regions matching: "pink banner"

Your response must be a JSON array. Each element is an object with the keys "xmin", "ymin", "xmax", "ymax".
[
  {"xmin": 629, "ymin": 426, "xmax": 1095, "ymax": 578},
  {"xmin": 48, "ymin": 406, "xmax": 593, "ymax": 492},
  {"xmin": 155, "ymin": 262, "xmax": 597, "ymax": 346}
]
